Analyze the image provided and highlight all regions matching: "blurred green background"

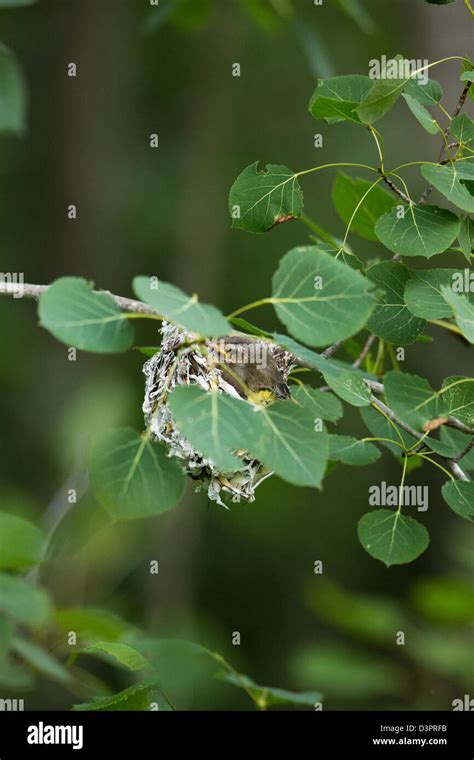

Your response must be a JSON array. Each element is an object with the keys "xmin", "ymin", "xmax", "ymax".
[{"xmin": 0, "ymin": 0, "xmax": 473, "ymax": 709}]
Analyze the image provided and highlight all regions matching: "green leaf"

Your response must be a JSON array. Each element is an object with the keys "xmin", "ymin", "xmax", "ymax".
[
  {"xmin": 273, "ymin": 332, "xmax": 373, "ymax": 406},
  {"xmin": 462, "ymin": 62, "xmax": 474, "ymax": 106},
  {"xmin": 305, "ymin": 578, "xmax": 405, "ymax": 644},
  {"xmin": 321, "ymin": 243, "xmax": 365, "ymax": 272},
  {"xmin": 440, "ymin": 286, "xmax": 474, "ymax": 342},
  {"xmin": 228, "ymin": 317, "xmax": 273, "ymax": 338},
  {"xmin": 441, "ymin": 376, "xmax": 474, "ymax": 427},
  {"xmin": 253, "ymin": 401, "xmax": 328, "ymax": 487},
  {"xmin": 88, "ymin": 428, "xmax": 186, "ymax": 520},
  {"xmin": 360, "ymin": 405, "xmax": 418, "ymax": 455},
  {"xmin": 331, "ymin": 173, "xmax": 396, "ymax": 241},
  {"xmin": 404, "ymin": 268, "xmax": 474, "ymax": 319},
  {"xmin": 358, "ymin": 510, "xmax": 429, "ymax": 565},
  {"xmin": 291, "ymin": 643, "xmax": 404, "ymax": 698},
  {"xmin": 80, "ymin": 641, "xmax": 149, "ymax": 671},
  {"xmin": 273, "ymin": 333, "xmax": 332, "ymax": 373},
  {"xmin": 0, "ymin": 44, "xmax": 26, "ymax": 135},
  {"xmin": 441, "ymin": 480, "xmax": 474, "ymax": 521},
  {"xmin": 169, "ymin": 385, "xmax": 329, "ymax": 488},
  {"xmin": 308, "ymin": 74, "xmax": 372, "ymax": 124},
  {"xmin": 12, "ymin": 637, "xmax": 71, "ymax": 684},
  {"xmin": 458, "ymin": 215, "xmax": 473, "ymax": 262},
  {"xmin": 292, "ymin": 385, "xmax": 343, "ymax": 423},
  {"xmin": 220, "ymin": 671, "xmax": 322, "ymax": 709},
  {"xmin": 228, "ymin": 162, "xmax": 303, "ymax": 233},
  {"xmin": 38, "ymin": 277, "xmax": 134, "ymax": 353},
  {"xmin": 402, "ymin": 93, "xmax": 439, "ymax": 134},
  {"xmin": 0, "ymin": 574, "xmax": 51, "ymax": 625},
  {"xmin": 53, "ymin": 607, "xmax": 132, "ymax": 643},
  {"xmin": 384, "ymin": 370, "xmax": 448, "ymax": 431},
  {"xmin": 168, "ymin": 385, "xmax": 253, "ymax": 472},
  {"xmin": 451, "ymin": 114, "xmax": 474, "ymax": 149},
  {"xmin": 272, "ymin": 246, "xmax": 376, "ymax": 347},
  {"xmin": 366, "ymin": 261, "xmax": 426, "ymax": 344},
  {"xmin": 356, "ymin": 58, "xmax": 408, "ymax": 124},
  {"xmin": 0, "ymin": 512, "xmax": 44, "ymax": 570},
  {"xmin": 405, "ymin": 76, "xmax": 442, "ymax": 106},
  {"xmin": 437, "ymin": 427, "xmax": 474, "ymax": 469},
  {"xmin": 134, "ymin": 346, "xmax": 160, "ymax": 358},
  {"xmin": 323, "ymin": 368, "xmax": 372, "ymax": 407},
  {"xmin": 132, "ymin": 277, "xmax": 230, "ymax": 337},
  {"xmin": 73, "ymin": 679, "xmax": 161, "ymax": 711},
  {"xmin": 420, "ymin": 163, "xmax": 474, "ymax": 213},
  {"xmin": 410, "ymin": 576, "xmax": 474, "ymax": 625},
  {"xmin": 374, "ymin": 205, "xmax": 460, "ymax": 258},
  {"xmin": 329, "ymin": 434, "xmax": 380, "ymax": 465}
]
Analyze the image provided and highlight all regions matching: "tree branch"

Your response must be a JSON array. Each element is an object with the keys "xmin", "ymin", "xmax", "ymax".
[
  {"xmin": 0, "ymin": 280, "xmax": 161, "ymax": 316},
  {"xmin": 352, "ymin": 333, "xmax": 376, "ymax": 368},
  {"xmin": 453, "ymin": 436, "xmax": 474, "ymax": 463},
  {"xmin": 379, "ymin": 171, "xmax": 412, "ymax": 204},
  {"xmin": 366, "ymin": 381, "xmax": 472, "ymax": 481},
  {"xmin": 418, "ymin": 83, "xmax": 470, "ymax": 204},
  {"xmin": 2, "ymin": 281, "xmax": 471, "ymax": 482},
  {"xmin": 321, "ymin": 340, "xmax": 342, "ymax": 359}
]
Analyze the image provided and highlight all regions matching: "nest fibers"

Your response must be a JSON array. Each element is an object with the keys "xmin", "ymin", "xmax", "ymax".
[{"xmin": 142, "ymin": 322, "xmax": 294, "ymax": 507}]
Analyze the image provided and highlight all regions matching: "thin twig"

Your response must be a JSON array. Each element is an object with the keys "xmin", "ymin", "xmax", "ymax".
[
  {"xmin": 446, "ymin": 417, "xmax": 474, "ymax": 436},
  {"xmin": 453, "ymin": 437, "xmax": 474, "ymax": 463},
  {"xmin": 370, "ymin": 395, "xmax": 421, "ymax": 439},
  {"xmin": 447, "ymin": 460, "xmax": 469, "ymax": 481},
  {"xmin": 352, "ymin": 334, "xmax": 376, "ymax": 368},
  {"xmin": 321, "ymin": 340, "xmax": 342, "ymax": 359},
  {"xmin": 364, "ymin": 379, "xmax": 384, "ymax": 395},
  {"xmin": 370, "ymin": 395, "xmax": 469, "ymax": 480},
  {"xmin": 419, "ymin": 84, "xmax": 470, "ymax": 204},
  {"xmin": 379, "ymin": 171, "xmax": 411, "ymax": 204}
]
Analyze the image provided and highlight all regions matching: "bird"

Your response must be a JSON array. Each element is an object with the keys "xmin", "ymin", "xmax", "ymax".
[{"xmin": 210, "ymin": 335, "xmax": 291, "ymax": 406}]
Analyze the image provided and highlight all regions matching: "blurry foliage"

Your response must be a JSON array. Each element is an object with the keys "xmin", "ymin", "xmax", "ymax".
[
  {"xmin": 293, "ymin": 553, "xmax": 474, "ymax": 707},
  {"xmin": 0, "ymin": 0, "xmax": 472, "ymax": 712}
]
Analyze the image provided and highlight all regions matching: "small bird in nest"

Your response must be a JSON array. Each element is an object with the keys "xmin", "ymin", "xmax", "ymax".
[{"xmin": 209, "ymin": 335, "xmax": 291, "ymax": 406}]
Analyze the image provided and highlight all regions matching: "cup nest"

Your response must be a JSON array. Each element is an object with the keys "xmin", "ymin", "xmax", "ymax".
[{"xmin": 142, "ymin": 322, "xmax": 294, "ymax": 507}]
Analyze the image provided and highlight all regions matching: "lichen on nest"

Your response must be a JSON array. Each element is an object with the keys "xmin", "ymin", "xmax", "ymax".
[{"xmin": 142, "ymin": 322, "xmax": 294, "ymax": 507}]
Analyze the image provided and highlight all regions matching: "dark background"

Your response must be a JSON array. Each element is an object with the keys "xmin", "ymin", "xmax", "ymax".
[{"xmin": 0, "ymin": 0, "xmax": 473, "ymax": 710}]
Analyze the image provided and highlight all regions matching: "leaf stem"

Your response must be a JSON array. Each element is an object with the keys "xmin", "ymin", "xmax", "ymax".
[
  {"xmin": 336, "ymin": 176, "xmax": 384, "ymax": 255},
  {"xmin": 371, "ymin": 399, "xmax": 408, "ymax": 450},
  {"xmin": 296, "ymin": 161, "xmax": 379, "ymax": 179},
  {"xmin": 226, "ymin": 297, "xmax": 274, "ymax": 319},
  {"xmin": 299, "ymin": 214, "xmax": 340, "ymax": 248},
  {"xmin": 463, "ymin": 0, "xmax": 474, "ymax": 18},
  {"xmin": 125, "ymin": 313, "xmax": 163, "ymax": 322},
  {"xmin": 361, "ymin": 436, "xmax": 405, "ymax": 450},
  {"xmin": 415, "ymin": 453, "xmax": 454, "ymax": 481},
  {"xmin": 428, "ymin": 319, "xmax": 463, "ymax": 336},
  {"xmin": 397, "ymin": 454, "xmax": 409, "ymax": 513}
]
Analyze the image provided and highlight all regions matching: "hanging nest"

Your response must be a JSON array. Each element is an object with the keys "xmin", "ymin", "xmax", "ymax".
[{"xmin": 142, "ymin": 322, "xmax": 294, "ymax": 507}]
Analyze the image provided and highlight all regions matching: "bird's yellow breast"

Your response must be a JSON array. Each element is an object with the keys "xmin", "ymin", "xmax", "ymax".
[{"xmin": 246, "ymin": 389, "xmax": 277, "ymax": 406}]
